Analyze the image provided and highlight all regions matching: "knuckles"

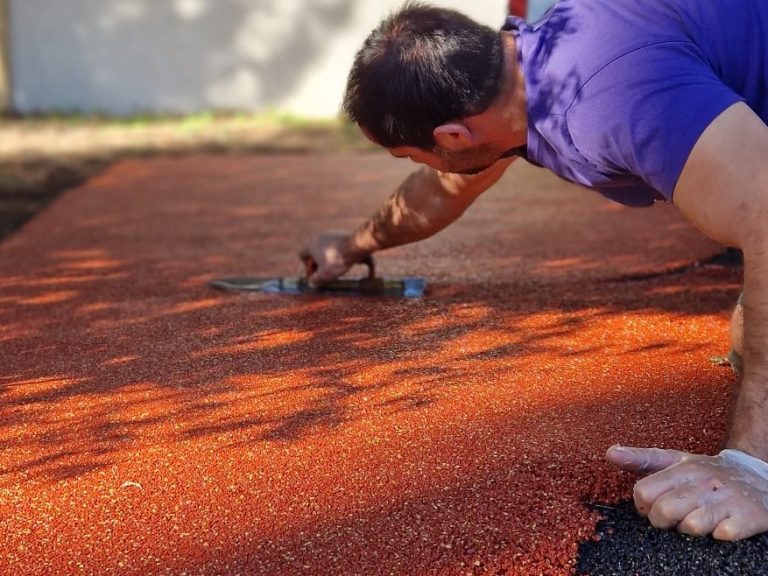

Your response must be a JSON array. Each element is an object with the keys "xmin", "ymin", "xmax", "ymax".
[
  {"xmin": 677, "ymin": 511, "xmax": 708, "ymax": 536},
  {"xmin": 712, "ymin": 521, "xmax": 742, "ymax": 541},
  {"xmin": 632, "ymin": 483, "xmax": 654, "ymax": 514},
  {"xmin": 629, "ymin": 452, "xmax": 768, "ymax": 540},
  {"xmin": 648, "ymin": 499, "xmax": 683, "ymax": 528}
]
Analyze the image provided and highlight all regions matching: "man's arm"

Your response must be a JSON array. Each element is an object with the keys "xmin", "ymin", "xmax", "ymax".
[
  {"xmin": 607, "ymin": 102, "xmax": 768, "ymax": 541},
  {"xmin": 303, "ymin": 157, "xmax": 514, "ymax": 284},
  {"xmin": 673, "ymin": 102, "xmax": 768, "ymax": 458}
]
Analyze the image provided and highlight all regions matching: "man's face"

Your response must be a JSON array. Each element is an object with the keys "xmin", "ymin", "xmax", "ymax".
[
  {"xmin": 359, "ymin": 124, "xmax": 509, "ymax": 175},
  {"xmin": 387, "ymin": 142, "xmax": 507, "ymax": 175},
  {"xmin": 437, "ymin": 142, "xmax": 510, "ymax": 175}
]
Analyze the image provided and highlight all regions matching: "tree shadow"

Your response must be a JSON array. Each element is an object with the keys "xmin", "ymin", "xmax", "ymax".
[
  {"xmin": 139, "ymin": 382, "xmax": 736, "ymax": 575},
  {"xmin": 0, "ymin": 155, "xmax": 743, "ymax": 481},
  {"xmin": 0, "ymin": 263, "xmax": 740, "ymax": 481},
  {"xmin": 11, "ymin": 0, "xmax": 358, "ymax": 114},
  {"xmin": 0, "ymin": 153, "xmax": 747, "ymax": 573}
]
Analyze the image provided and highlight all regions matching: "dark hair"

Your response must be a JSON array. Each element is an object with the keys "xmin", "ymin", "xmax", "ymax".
[{"xmin": 343, "ymin": 2, "xmax": 505, "ymax": 149}]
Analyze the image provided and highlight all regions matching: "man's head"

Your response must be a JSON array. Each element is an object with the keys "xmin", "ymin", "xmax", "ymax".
[{"xmin": 344, "ymin": 2, "xmax": 509, "ymax": 173}]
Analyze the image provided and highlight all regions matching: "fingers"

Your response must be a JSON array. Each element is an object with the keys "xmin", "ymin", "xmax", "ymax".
[
  {"xmin": 622, "ymin": 450, "xmax": 768, "ymax": 541},
  {"xmin": 646, "ymin": 482, "xmax": 720, "ymax": 529},
  {"xmin": 606, "ymin": 445, "xmax": 689, "ymax": 474},
  {"xmin": 299, "ymin": 254, "xmax": 326, "ymax": 287},
  {"xmin": 680, "ymin": 504, "xmax": 768, "ymax": 541},
  {"xmin": 308, "ymin": 268, "xmax": 339, "ymax": 287},
  {"xmin": 633, "ymin": 466, "xmax": 712, "ymax": 517},
  {"xmin": 298, "ymin": 247, "xmax": 312, "ymax": 263},
  {"xmin": 299, "ymin": 233, "xmax": 360, "ymax": 286},
  {"xmin": 713, "ymin": 513, "xmax": 768, "ymax": 541},
  {"xmin": 713, "ymin": 515, "xmax": 748, "ymax": 541},
  {"xmin": 653, "ymin": 494, "xmax": 768, "ymax": 541},
  {"xmin": 678, "ymin": 503, "xmax": 733, "ymax": 537}
]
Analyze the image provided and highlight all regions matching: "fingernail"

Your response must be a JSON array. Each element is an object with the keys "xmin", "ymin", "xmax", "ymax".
[{"xmin": 608, "ymin": 446, "xmax": 634, "ymax": 465}]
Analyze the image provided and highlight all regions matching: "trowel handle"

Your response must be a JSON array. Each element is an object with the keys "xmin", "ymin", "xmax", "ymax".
[{"xmin": 303, "ymin": 253, "xmax": 376, "ymax": 280}]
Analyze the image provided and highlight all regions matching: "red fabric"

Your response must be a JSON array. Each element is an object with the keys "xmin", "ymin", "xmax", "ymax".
[{"xmin": 509, "ymin": 0, "xmax": 527, "ymax": 17}]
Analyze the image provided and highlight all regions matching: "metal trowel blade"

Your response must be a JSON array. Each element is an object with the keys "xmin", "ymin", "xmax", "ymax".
[{"xmin": 209, "ymin": 276, "xmax": 426, "ymax": 298}]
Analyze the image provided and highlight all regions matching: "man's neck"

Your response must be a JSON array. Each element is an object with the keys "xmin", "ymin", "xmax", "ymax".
[
  {"xmin": 458, "ymin": 31, "xmax": 528, "ymax": 153},
  {"xmin": 496, "ymin": 31, "xmax": 528, "ymax": 148}
]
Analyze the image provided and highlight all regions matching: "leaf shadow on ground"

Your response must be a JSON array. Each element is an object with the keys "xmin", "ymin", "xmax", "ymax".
[
  {"xmin": 0, "ymin": 153, "xmax": 744, "ymax": 483},
  {"xmin": 0, "ymin": 254, "xmax": 740, "ymax": 482},
  {"xmin": 0, "ymin": 153, "xmax": 750, "ymax": 574}
]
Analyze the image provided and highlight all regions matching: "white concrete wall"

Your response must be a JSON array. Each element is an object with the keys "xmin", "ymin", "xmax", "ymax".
[{"xmin": 8, "ymin": 0, "xmax": 511, "ymax": 117}]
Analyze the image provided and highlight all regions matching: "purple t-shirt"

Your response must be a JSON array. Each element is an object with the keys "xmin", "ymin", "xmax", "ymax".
[{"xmin": 505, "ymin": 0, "xmax": 768, "ymax": 206}]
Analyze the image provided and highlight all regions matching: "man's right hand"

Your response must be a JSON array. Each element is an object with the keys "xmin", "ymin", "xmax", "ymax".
[
  {"xmin": 299, "ymin": 232, "xmax": 371, "ymax": 287},
  {"xmin": 298, "ymin": 160, "xmax": 512, "ymax": 288}
]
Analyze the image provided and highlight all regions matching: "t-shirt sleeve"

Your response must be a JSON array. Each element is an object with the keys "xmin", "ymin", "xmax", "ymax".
[{"xmin": 565, "ymin": 42, "xmax": 744, "ymax": 200}]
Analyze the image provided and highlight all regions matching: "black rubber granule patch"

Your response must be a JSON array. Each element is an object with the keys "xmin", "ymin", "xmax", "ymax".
[{"xmin": 576, "ymin": 500, "xmax": 768, "ymax": 576}]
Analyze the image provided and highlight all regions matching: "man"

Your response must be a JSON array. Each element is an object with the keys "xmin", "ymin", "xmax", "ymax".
[{"xmin": 301, "ymin": 0, "xmax": 768, "ymax": 540}]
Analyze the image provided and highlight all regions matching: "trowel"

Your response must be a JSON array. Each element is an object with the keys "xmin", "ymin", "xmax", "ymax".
[{"xmin": 210, "ymin": 256, "xmax": 426, "ymax": 298}]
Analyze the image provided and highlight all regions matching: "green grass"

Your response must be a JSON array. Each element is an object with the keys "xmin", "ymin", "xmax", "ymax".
[
  {"xmin": 2, "ymin": 109, "xmax": 349, "ymax": 131},
  {"xmin": 0, "ymin": 109, "xmax": 372, "ymax": 162}
]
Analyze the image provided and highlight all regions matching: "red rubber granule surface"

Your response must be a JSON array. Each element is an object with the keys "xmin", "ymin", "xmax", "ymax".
[{"xmin": 0, "ymin": 154, "xmax": 741, "ymax": 575}]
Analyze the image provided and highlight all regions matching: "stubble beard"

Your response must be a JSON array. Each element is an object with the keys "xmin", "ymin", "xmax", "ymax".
[{"xmin": 435, "ymin": 143, "xmax": 504, "ymax": 175}]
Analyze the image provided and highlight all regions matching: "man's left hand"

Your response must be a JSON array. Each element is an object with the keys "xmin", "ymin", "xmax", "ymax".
[{"xmin": 605, "ymin": 445, "xmax": 768, "ymax": 541}]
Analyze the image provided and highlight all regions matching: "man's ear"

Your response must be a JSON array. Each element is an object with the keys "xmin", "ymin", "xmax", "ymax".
[{"xmin": 433, "ymin": 123, "xmax": 475, "ymax": 150}]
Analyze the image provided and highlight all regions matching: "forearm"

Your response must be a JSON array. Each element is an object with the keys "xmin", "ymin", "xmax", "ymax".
[
  {"xmin": 349, "ymin": 168, "xmax": 461, "ymax": 253},
  {"xmin": 670, "ymin": 104, "xmax": 768, "ymax": 461},
  {"xmin": 728, "ymin": 247, "xmax": 768, "ymax": 460},
  {"xmin": 348, "ymin": 163, "xmax": 507, "ymax": 256}
]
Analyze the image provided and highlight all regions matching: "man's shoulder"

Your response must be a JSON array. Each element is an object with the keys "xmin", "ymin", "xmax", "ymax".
[{"xmin": 522, "ymin": 0, "xmax": 695, "ymax": 113}]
